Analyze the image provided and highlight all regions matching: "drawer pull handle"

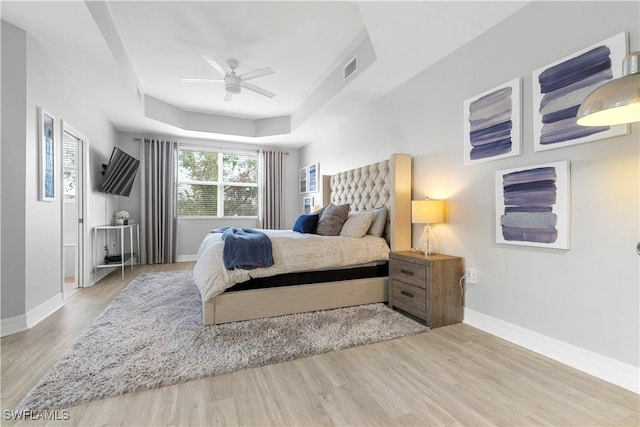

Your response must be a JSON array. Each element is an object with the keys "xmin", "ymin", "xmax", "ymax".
[
  {"xmin": 400, "ymin": 269, "xmax": 414, "ymax": 276},
  {"xmin": 400, "ymin": 290, "xmax": 414, "ymax": 298}
]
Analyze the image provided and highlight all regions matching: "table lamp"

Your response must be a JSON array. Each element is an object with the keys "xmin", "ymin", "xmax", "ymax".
[{"xmin": 412, "ymin": 199, "xmax": 445, "ymax": 255}]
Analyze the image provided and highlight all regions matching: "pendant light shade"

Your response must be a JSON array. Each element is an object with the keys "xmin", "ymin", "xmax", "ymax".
[{"xmin": 577, "ymin": 51, "xmax": 640, "ymax": 126}]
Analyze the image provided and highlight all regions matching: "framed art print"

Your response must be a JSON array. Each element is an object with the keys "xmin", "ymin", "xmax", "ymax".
[
  {"xmin": 495, "ymin": 161, "xmax": 570, "ymax": 249},
  {"xmin": 308, "ymin": 163, "xmax": 319, "ymax": 193},
  {"xmin": 303, "ymin": 196, "xmax": 313, "ymax": 214},
  {"xmin": 532, "ymin": 32, "xmax": 628, "ymax": 151},
  {"xmin": 463, "ymin": 78, "xmax": 521, "ymax": 165},
  {"xmin": 39, "ymin": 108, "xmax": 56, "ymax": 201},
  {"xmin": 299, "ymin": 167, "xmax": 307, "ymax": 194}
]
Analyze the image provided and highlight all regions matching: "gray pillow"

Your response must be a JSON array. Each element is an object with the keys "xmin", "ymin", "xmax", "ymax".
[
  {"xmin": 366, "ymin": 207, "xmax": 388, "ymax": 237},
  {"xmin": 316, "ymin": 203, "xmax": 350, "ymax": 236}
]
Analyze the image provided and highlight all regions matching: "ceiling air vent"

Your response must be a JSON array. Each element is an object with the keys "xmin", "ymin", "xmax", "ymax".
[{"xmin": 344, "ymin": 55, "xmax": 358, "ymax": 81}]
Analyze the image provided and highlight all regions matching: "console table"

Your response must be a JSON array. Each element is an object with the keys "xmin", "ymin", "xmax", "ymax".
[{"xmin": 93, "ymin": 224, "xmax": 140, "ymax": 280}]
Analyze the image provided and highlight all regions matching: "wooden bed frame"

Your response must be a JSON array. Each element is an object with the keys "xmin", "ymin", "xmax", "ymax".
[{"xmin": 202, "ymin": 153, "xmax": 412, "ymax": 325}]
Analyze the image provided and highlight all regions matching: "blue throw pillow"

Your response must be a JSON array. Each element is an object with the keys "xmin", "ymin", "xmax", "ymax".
[{"xmin": 293, "ymin": 214, "xmax": 320, "ymax": 234}]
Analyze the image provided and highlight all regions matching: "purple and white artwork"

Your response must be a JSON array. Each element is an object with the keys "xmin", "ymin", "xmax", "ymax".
[
  {"xmin": 495, "ymin": 161, "xmax": 570, "ymax": 249},
  {"xmin": 463, "ymin": 78, "xmax": 521, "ymax": 165},
  {"xmin": 533, "ymin": 32, "xmax": 628, "ymax": 151}
]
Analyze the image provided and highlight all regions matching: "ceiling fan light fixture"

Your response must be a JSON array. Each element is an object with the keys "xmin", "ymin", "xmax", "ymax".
[
  {"xmin": 225, "ymin": 75, "xmax": 242, "ymax": 94},
  {"xmin": 577, "ymin": 51, "xmax": 640, "ymax": 126},
  {"xmin": 183, "ymin": 55, "xmax": 275, "ymax": 100}
]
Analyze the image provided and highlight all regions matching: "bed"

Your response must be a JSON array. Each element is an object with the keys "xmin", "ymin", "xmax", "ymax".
[{"xmin": 193, "ymin": 153, "xmax": 412, "ymax": 325}]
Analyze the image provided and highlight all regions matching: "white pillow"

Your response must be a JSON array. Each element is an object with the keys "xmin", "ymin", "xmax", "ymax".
[{"xmin": 339, "ymin": 211, "xmax": 375, "ymax": 238}]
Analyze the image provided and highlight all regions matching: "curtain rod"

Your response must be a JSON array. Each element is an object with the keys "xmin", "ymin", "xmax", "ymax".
[{"xmin": 132, "ymin": 137, "xmax": 289, "ymax": 155}]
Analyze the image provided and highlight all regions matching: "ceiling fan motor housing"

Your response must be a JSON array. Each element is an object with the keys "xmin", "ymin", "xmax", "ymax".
[{"xmin": 225, "ymin": 75, "xmax": 242, "ymax": 94}]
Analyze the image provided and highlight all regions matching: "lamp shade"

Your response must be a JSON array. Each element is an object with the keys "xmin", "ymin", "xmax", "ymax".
[
  {"xmin": 577, "ymin": 51, "xmax": 640, "ymax": 126},
  {"xmin": 412, "ymin": 200, "xmax": 445, "ymax": 224}
]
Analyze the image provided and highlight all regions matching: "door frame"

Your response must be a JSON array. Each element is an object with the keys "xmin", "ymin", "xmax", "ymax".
[{"xmin": 60, "ymin": 121, "xmax": 89, "ymax": 292}]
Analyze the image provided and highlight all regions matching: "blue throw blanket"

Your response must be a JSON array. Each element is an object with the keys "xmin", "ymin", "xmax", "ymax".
[{"xmin": 212, "ymin": 227, "xmax": 274, "ymax": 270}]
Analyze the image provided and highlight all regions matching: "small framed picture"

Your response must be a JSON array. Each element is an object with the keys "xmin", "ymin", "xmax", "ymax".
[
  {"xmin": 308, "ymin": 163, "xmax": 319, "ymax": 192},
  {"xmin": 303, "ymin": 196, "xmax": 313, "ymax": 214},
  {"xmin": 39, "ymin": 107, "xmax": 56, "ymax": 201},
  {"xmin": 299, "ymin": 167, "xmax": 307, "ymax": 194}
]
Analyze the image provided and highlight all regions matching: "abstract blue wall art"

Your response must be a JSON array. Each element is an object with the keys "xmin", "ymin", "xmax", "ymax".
[
  {"xmin": 39, "ymin": 107, "xmax": 56, "ymax": 202},
  {"xmin": 463, "ymin": 78, "xmax": 521, "ymax": 165},
  {"xmin": 495, "ymin": 161, "xmax": 570, "ymax": 249},
  {"xmin": 308, "ymin": 163, "xmax": 319, "ymax": 193},
  {"xmin": 299, "ymin": 166, "xmax": 307, "ymax": 194},
  {"xmin": 303, "ymin": 196, "xmax": 313, "ymax": 214},
  {"xmin": 532, "ymin": 32, "xmax": 628, "ymax": 151}
]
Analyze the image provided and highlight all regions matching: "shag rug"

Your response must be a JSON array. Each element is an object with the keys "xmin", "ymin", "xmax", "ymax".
[{"xmin": 18, "ymin": 271, "xmax": 427, "ymax": 411}]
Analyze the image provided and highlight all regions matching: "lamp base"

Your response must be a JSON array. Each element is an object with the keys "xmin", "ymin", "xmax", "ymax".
[{"xmin": 419, "ymin": 224, "xmax": 440, "ymax": 256}]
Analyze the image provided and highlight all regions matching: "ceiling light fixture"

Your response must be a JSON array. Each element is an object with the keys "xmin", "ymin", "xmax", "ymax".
[
  {"xmin": 180, "ymin": 55, "xmax": 275, "ymax": 101},
  {"xmin": 576, "ymin": 51, "xmax": 640, "ymax": 126}
]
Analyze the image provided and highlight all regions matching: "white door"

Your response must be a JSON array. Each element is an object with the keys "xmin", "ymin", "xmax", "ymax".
[{"xmin": 61, "ymin": 125, "xmax": 87, "ymax": 296}]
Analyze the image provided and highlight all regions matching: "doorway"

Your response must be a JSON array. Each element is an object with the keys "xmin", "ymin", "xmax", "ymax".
[{"xmin": 61, "ymin": 125, "xmax": 86, "ymax": 297}]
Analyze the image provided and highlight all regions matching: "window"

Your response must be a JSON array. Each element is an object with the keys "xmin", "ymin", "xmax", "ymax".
[
  {"xmin": 178, "ymin": 147, "xmax": 258, "ymax": 217},
  {"xmin": 63, "ymin": 131, "xmax": 76, "ymax": 202}
]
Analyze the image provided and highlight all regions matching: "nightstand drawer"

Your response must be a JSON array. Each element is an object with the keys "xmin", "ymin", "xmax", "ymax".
[
  {"xmin": 391, "ymin": 280, "xmax": 426, "ymax": 318},
  {"xmin": 391, "ymin": 259, "xmax": 426, "ymax": 288}
]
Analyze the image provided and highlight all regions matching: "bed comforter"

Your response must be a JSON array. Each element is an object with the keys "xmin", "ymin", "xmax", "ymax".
[{"xmin": 193, "ymin": 229, "xmax": 390, "ymax": 303}]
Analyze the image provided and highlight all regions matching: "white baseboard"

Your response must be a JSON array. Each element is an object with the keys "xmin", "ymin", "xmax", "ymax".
[
  {"xmin": 464, "ymin": 308, "xmax": 639, "ymax": 394},
  {"xmin": 1, "ymin": 314, "xmax": 28, "ymax": 337},
  {"xmin": 26, "ymin": 292, "xmax": 64, "ymax": 329},
  {"xmin": 176, "ymin": 254, "xmax": 197, "ymax": 262},
  {"xmin": 1, "ymin": 293, "xmax": 64, "ymax": 337}
]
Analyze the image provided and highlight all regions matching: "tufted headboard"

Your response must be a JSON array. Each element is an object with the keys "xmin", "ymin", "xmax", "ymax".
[{"xmin": 321, "ymin": 153, "xmax": 412, "ymax": 251}]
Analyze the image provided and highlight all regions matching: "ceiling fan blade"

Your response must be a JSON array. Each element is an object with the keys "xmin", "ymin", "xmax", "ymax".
[
  {"xmin": 180, "ymin": 78, "xmax": 224, "ymax": 83},
  {"xmin": 224, "ymin": 92, "xmax": 233, "ymax": 102},
  {"xmin": 241, "ymin": 81, "xmax": 275, "ymax": 98},
  {"xmin": 238, "ymin": 67, "xmax": 274, "ymax": 81},
  {"xmin": 201, "ymin": 54, "xmax": 229, "ymax": 76}
]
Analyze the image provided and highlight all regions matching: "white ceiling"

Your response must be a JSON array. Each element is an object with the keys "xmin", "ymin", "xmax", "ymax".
[
  {"xmin": 1, "ymin": 1, "xmax": 529, "ymax": 148},
  {"xmin": 109, "ymin": 1, "xmax": 366, "ymax": 118}
]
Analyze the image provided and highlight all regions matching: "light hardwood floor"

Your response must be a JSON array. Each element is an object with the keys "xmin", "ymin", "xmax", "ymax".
[{"xmin": 2, "ymin": 263, "xmax": 638, "ymax": 426}]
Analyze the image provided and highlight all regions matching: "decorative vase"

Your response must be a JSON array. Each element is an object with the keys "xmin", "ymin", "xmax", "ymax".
[{"xmin": 115, "ymin": 218, "xmax": 124, "ymax": 225}]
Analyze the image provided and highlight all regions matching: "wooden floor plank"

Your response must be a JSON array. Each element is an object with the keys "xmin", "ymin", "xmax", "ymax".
[{"xmin": 2, "ymin": 262, "xmax": 638, "ymax": 426}]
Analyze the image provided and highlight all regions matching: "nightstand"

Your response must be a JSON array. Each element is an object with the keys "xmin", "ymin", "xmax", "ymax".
[{"xmin": 389, "ymin": 251, "xmax": 464, "ymax": 328}]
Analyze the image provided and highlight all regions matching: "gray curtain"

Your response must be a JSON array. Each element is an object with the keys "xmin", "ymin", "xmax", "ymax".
[
  {"xmin": 260, "ymin": 150, "xmax": 284, "ymax": 229},
  {"xmin": 142, "ymin": 138, "xmax": 178, "ymax": 264}
]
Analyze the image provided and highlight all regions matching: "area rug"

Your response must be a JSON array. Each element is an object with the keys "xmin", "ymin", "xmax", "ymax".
[{"xmin": 18, "ymin": 270, "xmax": 427, "ymax": 411}]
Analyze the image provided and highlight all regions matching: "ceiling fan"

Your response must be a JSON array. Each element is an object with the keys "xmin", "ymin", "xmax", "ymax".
[{"xmin": 181, "ymin": 55, "xmax": 275, "ymax": 101}]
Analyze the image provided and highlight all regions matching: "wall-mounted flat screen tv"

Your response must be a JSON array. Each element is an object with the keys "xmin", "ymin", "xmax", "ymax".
[{"xmin": 99, "ymin": 147, "xmax": 140, "ymax": 197}]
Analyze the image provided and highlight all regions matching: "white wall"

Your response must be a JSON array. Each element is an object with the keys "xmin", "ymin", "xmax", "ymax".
[
  {"xmin": 25, "ymin": 27, "xmax": 118, "ymax": 294},
  {"xmin": 116, "ymin": 132, "xmax": 301, "ymax": 261},
  {"xmin": 1, "ymin": 20, "xmax": 118, "ymax": 329},
  {"xmin": 300, "ymin": 1, "xmax": 639, "ymax": 369}
]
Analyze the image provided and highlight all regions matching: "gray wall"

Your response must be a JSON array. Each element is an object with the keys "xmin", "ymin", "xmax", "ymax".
[
  {"xmin": 300, "ymin": 1, "xmax": 639, "ymax": 367},
  {"xmin": 1, "ymin": 20, "xmax": 117, "ymax": 324},
  {"xmin": 1, "ymin": 22, "xmax": 28, "ymax": 319}
]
